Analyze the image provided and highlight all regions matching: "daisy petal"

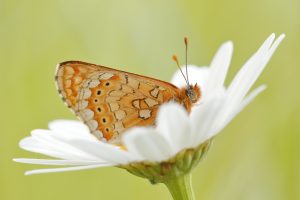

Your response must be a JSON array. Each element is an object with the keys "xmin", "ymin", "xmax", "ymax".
[
  {"xmin": 49, "ymin": 120, "xmax": 96, "ymax": 140},
  {"xmin": 226, "ymin": 34, "xmax": 283, "ymax": 106},
  {"xmin": 123, "ymin": 127, "xmax": 173, "ymax": 162},
  {"xmin": 208, "ymin": 85, "xmax": 267, "ymax": 141},
  {"xmin": 227, "ymin": 85, "xmax": 267, "ymax": 124},
  {"xmin": 24, "ymin": 164, "xmax": 111, "ymax": 175},
  {"xmin": 259, "ymin": 34, "xmax": 285, "ymax": 73},
  {"xmin": 20, "ymin": 130, "xmax": 99, "ymax": 160},
  {"xmin": 156, "ymin": 103, "xmax": 193, "ymax": 152},
  {"xmin": 19, "ymin": 136, "xmax": 92, "ymax": 161},
  {"xmin": 66, "ymin": 139, "xmax": 133, "ymax": 164},
  {"xmin": 205, "ymin": 41, "xmax": 233, "ymax": 94},
  {"xmin": 171, "ymin": 65, "xmax": 210, "ymax": 90},
  {"xmin": 13, "ymin": 158, "xmax": 108, "ymax": 166},
  {"xmin": 191, "ymin": 95, "xmax": 225, "ymax": 144},
  {"xmin": 49, "ymin": 120, "xmax": 89, "ymax": 133}
]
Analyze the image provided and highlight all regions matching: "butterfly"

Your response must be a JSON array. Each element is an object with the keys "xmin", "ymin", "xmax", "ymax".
[{"xmin": 55, "ymin": 38, "xmax": 201, "ymax": 144}]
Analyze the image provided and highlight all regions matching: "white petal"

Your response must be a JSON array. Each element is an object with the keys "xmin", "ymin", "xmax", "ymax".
[
  {"xmin": 205, "ymin": 41, "xmax": 233, "ymax": 94},
  {"xmin": 24, "ymin": 164, "xmax": 111, "ymax": 175},
  {"xmin": 49, "ymin": 120, "xmax": 89, "ymax": 133},
  {"xmin": 156, "ymin": 103, "xmax": 193, "ymax": 152},
  {"xmin": 123, "ymin": 127, "xmax": 173, "ymax": 162},
  {"xmin": 258, "ymin": 34, "xmax": 285, "ymax": 74},
  {"xmin": 19, "ymin": 136, "xmax": 91, "ymax": 161},
  {"xmin": 227, "ymin": 34, "xmax": 284, "ymax": 107},
  {"xmin": 21, "ymin": 130, "xmax": 99, "ymax": 160},
  {"xmin": 13, "ymin": 158, "xmax": 108, "ymax": 166},
  {"xmin": 48, "ymin": 120, "xmax": 96, "ymax": 141},
  {"xmin": 225, "ymin": 85, "xmax": 267, "ymax": 126},
  {"xmin": 66, "ymin": 139, "xmax": 134, "ymax": 164},
  {"xmin": 170, "ymin": 65, "xmax": 210, "ymax": 89},
  {"xmin": 206, "ymin": 85, "xmax": 267, "ymax": 140},
  {"xmin": 190, "ymin": 94, "xmax": 226, "ymax": 144}
]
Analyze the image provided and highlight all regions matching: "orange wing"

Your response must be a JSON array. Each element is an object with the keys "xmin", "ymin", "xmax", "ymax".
[{"xmin": 55, "ymin": 61, "xmax": 182, "ymax": 144}]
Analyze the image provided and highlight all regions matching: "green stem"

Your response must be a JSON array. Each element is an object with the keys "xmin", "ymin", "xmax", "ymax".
[{"xmin": 163, "ymin": 173, "xmax": 195, "ymax": 200}]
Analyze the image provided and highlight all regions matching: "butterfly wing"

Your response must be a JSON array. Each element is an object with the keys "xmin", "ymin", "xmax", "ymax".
[{"xmin": 56, "ymin": 61, "xmax": 181, "ymax": 144}]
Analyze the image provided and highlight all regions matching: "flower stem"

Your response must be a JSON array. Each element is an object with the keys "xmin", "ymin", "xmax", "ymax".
[{"xmin": 163, "ymin": 173, "xmax": 195, "ymax": 200}]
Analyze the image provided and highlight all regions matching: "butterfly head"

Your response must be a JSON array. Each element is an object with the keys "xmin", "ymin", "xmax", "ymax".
[
  {"xmin": 186, "ymin": 84, "xmax": 201, "ymax": 103},
  {"xmin": 179, "ymin": 84, "xmax": 201, "ymax": 113}
]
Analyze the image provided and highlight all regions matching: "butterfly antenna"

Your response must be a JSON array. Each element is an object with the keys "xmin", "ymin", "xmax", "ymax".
[
  {"xmin": 184, "ymin": 36, "xmax": 190, "ymax": 85},
  {"xmin": 172, "ymin": 55, "xmax": 188, "ymax": 85}
]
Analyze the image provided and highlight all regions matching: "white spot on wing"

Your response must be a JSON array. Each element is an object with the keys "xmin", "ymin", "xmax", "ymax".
[
  {"xmin": 93, "ymin": 130, "xmax": 104, "ymax": 138},
  {"xmin": 99, "ymin": 72, "xmax": 113, "ymax": 80},
  {"xmin": 89, "ymin": 80, "xmax": 100, "ymax": 88},
  {"xmin": 127, "ymin": 77, "xmax": 140, "ymax": 89},
  {"xmin": 80, "ymin": 109, "xmax": 94, "ymax": 120},
  {"xmin": 115, "ymin": 110, "xmax": 126, "ymax": 120},
  {"xmin": 139, "ymin": 109, "xmax": 151, "ymax": 119},
  {"xmin": 144, "ymin": 98, "xmax": 159, "ymax": 107},
  {"xmin": 87, "ymin": 120, "xmax": 98, "ymax": 131},
  {"xmin": 150, "ymin": 87, "xmax": 159, "ymax": 98},
  {"xmin": 132, "ymin": 99, "xmax": 140, "ymax": 109},
  {"xmin": 114, "ymin": 121, "xmax": 124, "ymax": 130},
  {"xmin": 82, "ymin": 89, "xmax": 92, "ymax": 99},
  {"xmin": 78, "ymin": 100, "xmax": 88, "ymax": 110},
  {"xmin": 158, "ymin": 86, "xmax": 166, "ymax": 91},
  {"xmin": 109, "ymin": 102, "xmax": 120, "ymax": 111}
]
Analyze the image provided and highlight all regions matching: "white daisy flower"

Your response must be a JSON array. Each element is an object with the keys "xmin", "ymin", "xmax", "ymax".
[{"xmin": 14, "ymin": 34, "xmax": 285, "ymax": 180}]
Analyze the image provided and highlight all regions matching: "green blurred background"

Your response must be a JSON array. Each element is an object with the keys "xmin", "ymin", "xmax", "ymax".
[{"xmin": 1, "ymin": 0, "xmax": 299, "ymax": 199}]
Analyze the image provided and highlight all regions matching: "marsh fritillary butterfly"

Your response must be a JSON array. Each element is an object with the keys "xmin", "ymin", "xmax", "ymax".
[{"xmin": 55, "ymin": 38, "xmax": 201, "ymax": 144}]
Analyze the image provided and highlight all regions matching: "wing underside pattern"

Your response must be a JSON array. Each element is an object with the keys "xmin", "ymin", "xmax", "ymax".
[{"xmin": 56, "ymin": 61, "xmax": 181, "ymax": 144}]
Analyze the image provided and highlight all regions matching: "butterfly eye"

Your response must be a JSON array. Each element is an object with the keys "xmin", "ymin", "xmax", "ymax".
[
  {"xmin": 97, "ymin": 107, "xmax": 102, "ymax": 112},
  {"xmin": 186, "ymin": 87, "xmax": 196, "ymax": 102},
  {"xmin": 102, "ymin": 117, "xmax": 107, "ymax": 123},
  {"xmin": 97, "ymin": 90, "xmax": 102, "ymax": 95}
]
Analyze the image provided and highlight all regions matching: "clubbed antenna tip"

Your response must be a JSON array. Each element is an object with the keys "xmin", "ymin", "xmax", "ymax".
[
  {"xmin": 172, "ymin": 55, "xmax": 180, "ymax": 67},
  {"xmin": 172, "ymin": 54, "xmax": 188, "ymax": 85},
  {"xmin": 184, "ymin": 36, "xmax": 188, "ymax": 46},
  {"xmin": 184, "ymin": 36, "xmax": 189, "ymax": 84}
]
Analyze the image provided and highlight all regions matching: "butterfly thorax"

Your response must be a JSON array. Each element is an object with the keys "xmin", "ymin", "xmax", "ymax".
[{"xmin": 179, "ymin": 84, "xmax": 201, "ymax": 113}]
